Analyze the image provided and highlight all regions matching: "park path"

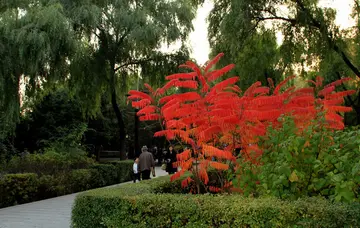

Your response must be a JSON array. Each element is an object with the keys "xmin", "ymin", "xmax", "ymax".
[{"xmin": 0, "ymin": 167, "xmax": 168, "ymax": 228}]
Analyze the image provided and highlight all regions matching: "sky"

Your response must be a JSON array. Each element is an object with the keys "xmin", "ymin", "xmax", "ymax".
[{"xmin": 186, "ymin": 0, "xmax": 356, "ymax": 65}]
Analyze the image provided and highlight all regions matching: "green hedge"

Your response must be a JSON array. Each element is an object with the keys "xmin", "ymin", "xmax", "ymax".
[
  {"xmin": 72, "ymin": 176, "xmax": 360, "ymax": 228},
  {"xmin": 0, "ymin": 173, "xmax": 39, "ymax": 207},
  {"xmin": 5, "ymin": 152, "xmax": 95, "ymax": 175},
  {"xmin": 0, "ymin": 160, "xmax": 134, "ymax": 208},
  {"xmin": 108, "ymin": 160, "xmax": 134, "ymax": 183}
]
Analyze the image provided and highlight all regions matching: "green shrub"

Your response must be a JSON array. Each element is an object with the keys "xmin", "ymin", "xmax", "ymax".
[
  {"xmin": 37, "ymin": 174, "xmax": 59, "ymax": 199},
  {"xmin": 38, "ymin": 169, "xmax": 94, "ymax": 196},
  {"xmin": 72, "ymin": 176, "xmax": 360, "ymax": 228},
  {"xmin": 235, "ymin": 117, "xmax": 360, "ymax": 202},
  {"xmin": 107, "ymin": 160, "xmax": 133, "ymax": 183},
  {"xmin": 89, "ymin": 164, "xmax": 118, "ymax": 188},
  {"xmin": 69, "ymin": 169, "xmax": 93, "ymax": 192},
  {"xmin": 0, "ymin": 173, "xmax": 39, "ymax": 208},
  {"xmin": 152, "ymin": 169, "xmax": 233, "ymax": 194},
  {"xmin": 5, "ymin": 151, "xmax": 95, "ymax": 175},
  {"xmin": 0, "ymin": 160, "xmax": 135, "ymax": 208}
]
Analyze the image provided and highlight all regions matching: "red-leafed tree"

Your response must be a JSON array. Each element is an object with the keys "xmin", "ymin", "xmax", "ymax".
[{"xmin": 128, "ymin": 53, "xmax": 355, "ymax": 194}]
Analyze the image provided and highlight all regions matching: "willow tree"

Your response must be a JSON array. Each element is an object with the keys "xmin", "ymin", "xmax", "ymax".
[
  {"xmin": 209, "ymin": 27, "xmax": 283, "ymax": 89},
  {"xmin": 0, "ymin": 1, "xmax": 77, "ymax": 139},
  {"xmin": 62, "ymin": 0, "xmax": 197, "ymax": 159},
  {"xmin": 207, "ymin": 0, "xmax": 360, "ymax": 124},
  {"xmin": 208, "ymin": 0, "xmax": 360, "ymax": 77}
]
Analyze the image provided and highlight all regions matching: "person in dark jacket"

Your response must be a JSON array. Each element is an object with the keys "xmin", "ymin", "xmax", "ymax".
[
  {"xmin": 165, "ymin": 146, "xmax": 177, "ymax": 174},
  {"xmin": 138, "ymin": 146, "xmax": 156, "ymax": 180}
]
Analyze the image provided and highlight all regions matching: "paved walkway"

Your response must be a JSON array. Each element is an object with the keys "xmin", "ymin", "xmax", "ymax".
[{"xmin": 0, "ymin": 167, "xmax": 168, "ymax": 228}]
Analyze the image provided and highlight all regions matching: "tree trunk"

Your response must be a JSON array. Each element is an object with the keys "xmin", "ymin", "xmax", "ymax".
[
  {"xmin": 111, "ymin": 89, "xmax": 127, "ymax": 160},
  {"xmin": 333, "ymin": 45, "xmax": 360, "ymax": 77},
  {"xmin": 295, "ymin": 0, "xmax": 360, "ymax": 77}
]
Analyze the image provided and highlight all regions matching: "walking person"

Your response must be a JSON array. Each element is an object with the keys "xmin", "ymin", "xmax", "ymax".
[
  {"xmin": 133, "ymin": 157, "xmax": 140, "ymax": 183},
  {"xmin": 138, "ymin": 146, "xmax": 156, "ymax": 180}
]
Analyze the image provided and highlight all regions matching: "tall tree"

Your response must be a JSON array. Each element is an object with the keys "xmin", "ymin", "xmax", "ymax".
[
  {"xmin": 208, "ymin": 0, "xmax": 360, "ymax": 77},
  {"xmin": 207, "ymin": 0, "xmax": 360, "ymax": 124},
  {"xmin": 0, "ymin": 1, "xmax": 77, "ymax": 139},
  {"xmin": 15, "ymin": 88, "xmax": 86, "ymax": 153},
  {"xmin": 209, "ymin": 27, "xmax": 283, "ymax": 89},
  {"xmin": 64, "ymin": 0, "xmax": 198, "ymax": 159}
]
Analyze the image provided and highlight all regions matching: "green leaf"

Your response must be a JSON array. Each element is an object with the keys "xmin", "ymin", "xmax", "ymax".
[{"xmin": 289, "ymin": 171, "xmax": 299, "ymax": 183}]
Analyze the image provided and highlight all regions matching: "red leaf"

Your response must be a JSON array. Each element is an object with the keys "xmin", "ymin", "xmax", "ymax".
[
  {"xmin": 274, "ymin": 75, "xmax": 295, "ymax": 95},
  {"xmin": 209, "ymin": 161, "xmax": 229, "ymax": 170},
  {"xmin": 325, "ymin": 77, "xmax": 352, "ymax": 88},
  {"xmin": 144, "ymin": 83, "xmax": 154, "ymax": 93},
  {"xmin": 165, "ymin": 72, "xmax": 197, "ymax": 80},
  {"xmin": 204, "ymin": 53, "xmax": 224, "ymax": 73},
  {"xmin": 207, "ymin": 64, "xmax": 236, "ymax": 82},
  {"xmin": 318, "ymin": 86, "xmax": 335, "ymax": 97},
  {"xmin": 128, "ymin": 90, "xmax": 152, "ymax": 101}
]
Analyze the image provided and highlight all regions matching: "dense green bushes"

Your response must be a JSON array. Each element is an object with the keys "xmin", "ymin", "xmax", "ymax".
[
  {"xmin": 0, "ymin": 173, "xmax": 39, "ymax": 207},
  {"xmin": 4, "ymin": 151, "xmax": 95, "ymax": 175},
  {"xmin": 236, "ymin": 118, "xmax": 360, "ymax": 202},
  {"xmin": 0, "ymin": 160, "xmax": 134, "ymax": 208},
  {"xmin": 72, "ymin": 175, "xmax": 360, "ymax": 228},
  {"xmin": 89, "ymin": 161, "xmax": 133, "ymax": 188}
]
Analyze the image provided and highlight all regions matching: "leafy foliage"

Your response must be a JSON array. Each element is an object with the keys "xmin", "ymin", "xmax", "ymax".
[
  {"xmin": 0, "ymin": 159, "xmax": 133, "ymax": 208},
  {"xmin": 15, "ymin": 89, "xmax": 87, "ymax": 153},
  {"xmin": 71, "ymin": 175, "xmax": 360, "ymax": 228},
  {"xmin": 60, "ymin": 0, "xmax": 199, "ymax": 158},
  {"xmin": 4, "ymin": 151, "xmax": 95, "ymax": 175},
  {"xmin": 208, "ymin": 0, "xmax": 360, "ymax": 77},
  {"xmin": 0, "ymin": 173, "xmax": 38, "ymax": 208},
  {"xmin": 207, "ymin": 0, "xmax": 360, "ymax": 124},
  {"xmin": 237, "ymin": 117, "xmax": 360, "ymax": 202},
  {"xmin": 128, "ymin": 53, "xmax": 355, "ymax": 193},
  {"xmin": 0, "ymin": 1, "xmax": 77, "ymax": 138}
]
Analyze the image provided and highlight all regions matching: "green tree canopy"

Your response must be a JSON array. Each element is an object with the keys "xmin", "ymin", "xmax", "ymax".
[
  {"xmin": 15, "ymin": 88, "xmax": 86, "ymax": 153},
  {"xmin": 208, "ymin": 0, "xmax": 360, "ymax": 78},
  {"xmin": 62, "ymin": 0, "xmax": 198, "ymax": 158},
  {"xmin": 0, "ymin": 1, "xmax": 78, "ymax": 138},
  {"xmin": 0, "ymin": 0, "xmax": 199, "ymax": 158},
  {"xmin": 207, "ymin": 0, "xmax": 360, "ymax": 124}
]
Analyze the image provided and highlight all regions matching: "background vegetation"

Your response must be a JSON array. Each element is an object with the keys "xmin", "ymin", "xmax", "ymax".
[{"xmin": 1, "ymin": 1, "xmax": 360, "ymax": 224}]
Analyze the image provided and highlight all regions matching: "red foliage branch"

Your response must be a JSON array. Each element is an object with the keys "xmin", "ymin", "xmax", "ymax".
[{"xmin": 128, "ymin": 53, "xmax": 355, "ymax": 194}]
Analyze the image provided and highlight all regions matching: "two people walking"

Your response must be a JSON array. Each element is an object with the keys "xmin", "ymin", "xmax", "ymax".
[
  {"xmin": 133, "ymin": 145, "xmax": 156, "ymax": 183},
  {"xmin": 133, "ymin": 145, "xmax": 179, "ymax": 183}
]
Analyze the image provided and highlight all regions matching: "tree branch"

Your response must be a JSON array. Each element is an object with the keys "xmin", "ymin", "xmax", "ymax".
[
  {"xmin": 114, "ymin": 54, "xmax": 173, "ymax": 72},
  {"xmin": 116, "ymin": 29, "xmax": 130, "ymax": 46},
  {"xmin": 255, "ymin": 16, "xmax": 297, "ymax": 24},
  {"xmin": 294, "ymin": 0, "xmax": 360, "ymax": 77}
]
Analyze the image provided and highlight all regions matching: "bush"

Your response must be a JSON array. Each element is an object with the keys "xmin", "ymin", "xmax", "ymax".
[
  {"xmin": 89, "ymin": 164, "xmax": 118, "ymax": 188},
  {"xmin": 69, "ymin": 169, "xmax": 93, "ymax": 192},
  {"xmin": 0, "ymin": 160, "xmax": 135, "ymax": 208},
  {"xmin": 5, "ymin": 151, "xmax": 95, "ymax": 175},
  {"xmin": 151, "ymin": 170, "xmax": 230, "ymax": 194},
  {"xmin": 236, "ymin": 117, "xmax": 360, "ymax": 202},
  {"xmin": 0, "ymin": 173, "xmax": 39, "ymax": 208},
  {"xmin": 107, "ymin": 160, "xmax": 133, "ymax": 183},
  {"xmin": 72, "ymin": 175, "xmax": 360, "ymax": 228},
  {"xmin": 37, "ymin": 174, "xmax": 60, "ymax": 199}
]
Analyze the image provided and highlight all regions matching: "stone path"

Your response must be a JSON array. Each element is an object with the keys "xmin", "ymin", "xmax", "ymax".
[{"xmin": 0, "ymin": 167, "xmax": 168, "ymax": 228}]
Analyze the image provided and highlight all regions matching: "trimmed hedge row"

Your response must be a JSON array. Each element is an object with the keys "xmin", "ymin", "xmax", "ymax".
[
  {"xmin": 72, "ymin": 175, "xmax": 360, "ymax": 228},
  {"xmin": 0, "ymin": 160, "xmax": 133, "ymax": 208},
  {"xmin": 4, "ymin": 152, "xmax": 95, "ymax": 175}
]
